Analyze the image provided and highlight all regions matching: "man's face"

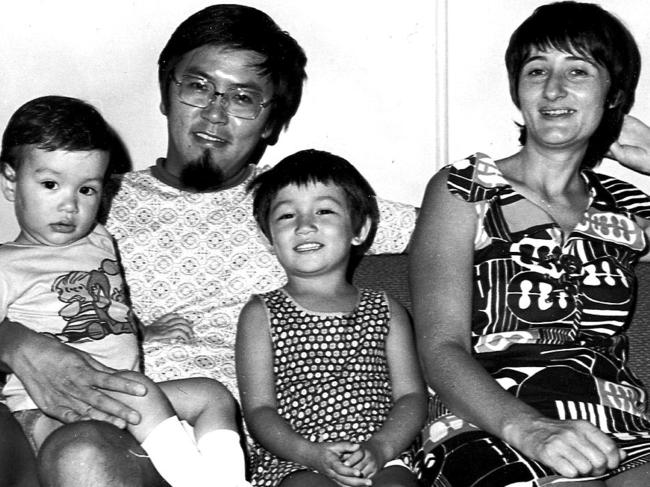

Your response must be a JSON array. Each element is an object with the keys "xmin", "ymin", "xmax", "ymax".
[{"xmin": 162, "ymin": 45, "xmax": 275, "ymax": 189}]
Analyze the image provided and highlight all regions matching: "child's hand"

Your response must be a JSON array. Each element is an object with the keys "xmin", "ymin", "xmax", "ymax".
[
  {"xmin": 342, "ymin": 440, "xmax": 386, "ymax": 480},
  {"xmin": 144, "ymin": 313, "xmax": 193, "ymax": 342},
  {"xmin": 310, "ymin": 442, "xmax": 372, "ymax": 486}
]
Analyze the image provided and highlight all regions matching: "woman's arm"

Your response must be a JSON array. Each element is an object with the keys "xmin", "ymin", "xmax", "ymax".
[
  {"xmin": 0, "ymin": 317, "xmax": 146, "ymax": 427},
  {"xmin": 409, "ymin": 170, "xmax": 622, "ymax": 478},
  {"xmin": 236, "ymin": 297, "xmax": 363, "ymax": 484},
  {"xmin": 343, "ymin": 297, "xmax": 427, "ymax": 478},
  {"xmin": 608, "ymin": 115, "xmax": 650, "ymax": 174}
]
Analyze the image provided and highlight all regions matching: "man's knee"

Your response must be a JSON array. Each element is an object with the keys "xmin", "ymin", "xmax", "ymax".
[{"xmin": 37, "ymin": 420, "xmax": 151, "ymax": 487}]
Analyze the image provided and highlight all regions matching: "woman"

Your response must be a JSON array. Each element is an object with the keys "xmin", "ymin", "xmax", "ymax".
[{"xmin": 411, "ymin": 2, "xmax": 650, "ymax": 486}]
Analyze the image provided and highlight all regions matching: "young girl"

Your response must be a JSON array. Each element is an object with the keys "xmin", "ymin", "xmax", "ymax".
[{"xmin": 237, "ymin": 149, "xmax": 426, "ymax": 487}]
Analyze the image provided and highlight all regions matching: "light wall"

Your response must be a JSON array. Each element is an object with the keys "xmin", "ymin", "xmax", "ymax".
[
  {"xmin": 2, "ymin": 1, "xmax": 650, "ymax": 243},
  {"xmin": 447, "ymin": 0, "xmax": 650, "ymax": 192},
  {"xmin": 0, "ymin": 0, "xmax": 436, "ymax": 242}
]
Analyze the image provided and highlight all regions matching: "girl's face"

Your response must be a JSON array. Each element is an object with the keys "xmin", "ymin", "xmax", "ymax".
[
  {"xmin": 517, "ymin": 46, "xmax": 611, "ymax": 152},
  {"xmin": 267, "ymin": 182, "xmax": 369, "ymax": 279}
]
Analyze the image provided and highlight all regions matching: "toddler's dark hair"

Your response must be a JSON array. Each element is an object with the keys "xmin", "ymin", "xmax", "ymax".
[
  {"xmin": 1, "ymin": 95, "xmax": 115, "ymax": 177},
  {"xmin": 248, "ymin": 149, "xmax": 379, "ymax": 257}
]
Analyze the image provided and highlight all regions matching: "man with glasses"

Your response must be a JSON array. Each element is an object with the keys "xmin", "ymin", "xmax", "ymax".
[{"xmin": 0, "ymin": 5, "xmax": 415, "ymax": 485}]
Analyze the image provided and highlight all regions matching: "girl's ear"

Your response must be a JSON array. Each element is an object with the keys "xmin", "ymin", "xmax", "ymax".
[
  {"xmin": 351, "ymin": 217, "xmax": 372, "ymax": 247},
  {"xmin": 0, "ymin": 164, "xmax": 17, "ymax": 202},
  {"xmin": 257, "ymin": 228, "xmax": 275, "ymax": 253}
]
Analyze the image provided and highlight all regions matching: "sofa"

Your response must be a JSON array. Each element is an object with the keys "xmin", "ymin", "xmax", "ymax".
[{"xmin": 353, "ymin": 254, "xmax": 650, "ymax": 390}]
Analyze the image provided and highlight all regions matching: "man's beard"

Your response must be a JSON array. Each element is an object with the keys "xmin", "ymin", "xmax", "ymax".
[{"xmin": 179, "ymin": 151, "xmax": 226, "ymax": 191}]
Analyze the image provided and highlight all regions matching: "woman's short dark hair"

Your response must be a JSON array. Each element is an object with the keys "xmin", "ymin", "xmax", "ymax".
[
  {"xmin": 158, "ymin": 4, "xmax": 307, "ymax": 146},
  {"xmin": 505, "ymin": 1, "xmax": 641, "ymax": 168},
  {"xmin": 248, "ymin": 149, "xmax": 379, "ymax": 258}
]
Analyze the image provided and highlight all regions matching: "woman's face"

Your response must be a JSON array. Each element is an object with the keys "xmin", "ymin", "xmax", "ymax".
[{"xmin": 517, "ymin": 46, "xmax": 611, "ymax": 152}]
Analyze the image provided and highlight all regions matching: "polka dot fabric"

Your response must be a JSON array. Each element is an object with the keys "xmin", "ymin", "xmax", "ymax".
[
  {"xmin": 104, "ymin": 162, "xmax": 416, "ymax": 400},
  {"xmin": 250, "ymin": 288, "xmax": 411, "ymax": 486}
]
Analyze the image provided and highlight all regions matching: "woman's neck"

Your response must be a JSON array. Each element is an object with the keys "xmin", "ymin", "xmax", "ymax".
[
  {"xmin": 497, "ymin": 147, "xmax": 591, "ymax": 235},
  {"xmin": 500, "ymin": 145, "xmax": 586, "ymax": 198}
]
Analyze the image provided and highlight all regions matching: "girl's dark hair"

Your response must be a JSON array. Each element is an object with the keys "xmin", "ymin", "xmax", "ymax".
[
  {"xmin": 505, "ymin": 1, "xmax": 641, "ymax": 168},
  {"xmin": 248, "ymin": 149, "xmax": 379, "ymax": 258}
]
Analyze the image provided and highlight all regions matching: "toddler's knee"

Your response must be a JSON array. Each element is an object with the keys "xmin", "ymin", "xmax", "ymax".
[
  {"xmin": 113, "ymin": 369, "xmax": 155, "ymax": 389},
  {"xmin": 113, "ymin": 370, "xmax": 171, "ymax": 412},
  {"xmin": 200, "ymin": 378, "xmax": 237, "ymax": 413}
]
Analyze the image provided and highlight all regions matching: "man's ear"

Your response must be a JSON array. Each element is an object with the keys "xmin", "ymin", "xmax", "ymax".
[
  {"xmin": 351, "ymin": 217, "xmax": 372, "ymax": 247},
  {"xmin": 0, "ymin": 164, "xmax": 17, "ymax": 202},
  {"xmin": 608, "ymin": 89, "xmax": 624, "ymax": 109},
  {"xmin": 261, "ymin": 120, "xmax": 275, "ymax": 141},
  {"xmin": 160, "ymin": 99, "xmax": 168, "ymax": 116}
]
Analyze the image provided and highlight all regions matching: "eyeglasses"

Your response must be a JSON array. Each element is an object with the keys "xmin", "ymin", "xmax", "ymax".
[{"xmin": 171, "ymin": 74, "xmax": 272, "ymax": 120}]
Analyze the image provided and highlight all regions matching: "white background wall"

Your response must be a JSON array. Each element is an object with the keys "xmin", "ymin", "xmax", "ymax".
[
  {"xmin": 1, "ymin": 1, "xmax": 650, "ymax": 242},
  {"xmin": 447, "ymin": 0, "xmax": 650, "ymax": 191},
  {"xmin": 0, "ymin": 0, "xmax": 436, "ymax": 241}
]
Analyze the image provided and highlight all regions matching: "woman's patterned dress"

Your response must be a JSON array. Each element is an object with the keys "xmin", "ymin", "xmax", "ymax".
[
  {"xmin": 416, "ymin": 154, "xmax": 650, "ymax": 487},
  {"xmin": 250, "ymin": 288, "xmax": 413, "ymax": 486}
]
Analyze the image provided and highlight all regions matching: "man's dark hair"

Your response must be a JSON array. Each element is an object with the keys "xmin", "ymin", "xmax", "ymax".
[
  {"xmin": 248, "ymin": 149, "xmax": 379, "ymax": 258},
  {"xmin": 505, "ymin": 1, "xmax": 641, "ymax": 168},
  {"xmin": 1, "ymin": 95, "xmax": 115, "ymax": 175},
  {"xmin": 158, "ymin": 4, "xmax": 307, "ymax": 146}
]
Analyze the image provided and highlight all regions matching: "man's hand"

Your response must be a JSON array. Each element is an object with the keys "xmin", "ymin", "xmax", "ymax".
[
  {"xmin": 143, "ymin": 313, "xmax": 193, "ymax": 342},
  {"xmin": 607, "ymin": 114, "xmax": 650, "ymax": 174},
  {"xmin": 1, "ymin": 320, "xmax": 146, "ymax": 428}
]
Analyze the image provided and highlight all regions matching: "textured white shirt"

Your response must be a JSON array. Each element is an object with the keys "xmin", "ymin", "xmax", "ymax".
[{"xmin": 105, "ymin": 163, "xmax": 416, "ymax": 396}]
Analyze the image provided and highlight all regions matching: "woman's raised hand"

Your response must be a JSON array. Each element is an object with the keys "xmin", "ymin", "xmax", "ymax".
[{"xmin": 608, "ymin": 114, "xmax": 650, "ymax": 173}]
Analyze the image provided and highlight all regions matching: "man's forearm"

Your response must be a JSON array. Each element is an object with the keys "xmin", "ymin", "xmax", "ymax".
[{"xmin": 0, "ymin": 317, "xmax": 44, "ymax": 373}]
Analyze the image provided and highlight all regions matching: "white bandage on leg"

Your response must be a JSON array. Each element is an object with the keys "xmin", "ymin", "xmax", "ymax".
[
  {"xmin": 140, "ymin": 416, "xmax": 214, "ymax": 487},
  {"xmin": 197, "ymin": 429, "xmax": 248, "ymax": 486}
]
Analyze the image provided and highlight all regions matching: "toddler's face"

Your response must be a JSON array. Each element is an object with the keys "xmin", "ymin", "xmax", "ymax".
[
  {"xmin": 268, "ymin": 182, "xmax": 368, "ymax": 278},
  {"xmin": 2, "ymin": 147, "xmax": 108, "ymax": 246}
]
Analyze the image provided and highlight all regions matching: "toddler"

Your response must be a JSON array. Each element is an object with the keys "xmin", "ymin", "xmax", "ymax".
[
  {"xmin": 0, "ymin": 96, "xmax": 248, "ymax": 487},
  {"xmin": 237, "ymin": 149, "xmax": 426, "ymax": 487}
]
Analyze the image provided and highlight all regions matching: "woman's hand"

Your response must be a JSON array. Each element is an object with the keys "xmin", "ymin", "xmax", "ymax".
[
  {"xmin": 143, "ymin": 313, "xmax": 193, "ymax": 342},
  {"xmin": 608, "ymin": 114, "xmax": 650, "ymax": 174},
  {"xmin": 503, "ymin": 416, "xmax": 624, "ymax": 478}
]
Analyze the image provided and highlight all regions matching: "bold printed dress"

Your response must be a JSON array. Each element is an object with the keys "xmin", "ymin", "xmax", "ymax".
[
  {"xmin": 416, "ymin": 154, "xmax": 650, "ymax": 487},
  {"xmin": 250, "ymin": 288, "xmax": 412, "ymax": 486}
]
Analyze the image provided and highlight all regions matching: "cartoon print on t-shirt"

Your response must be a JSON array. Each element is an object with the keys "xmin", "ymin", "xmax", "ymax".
[{"xmin": 52, "ymin": 258, "xmax": 137, "ymax": 343}]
